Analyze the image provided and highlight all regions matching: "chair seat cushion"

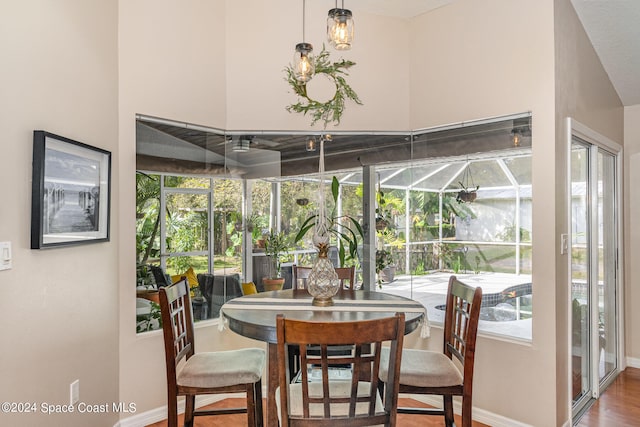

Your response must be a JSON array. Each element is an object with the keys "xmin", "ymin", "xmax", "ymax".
[
  {"xmin": 379, "ymin": 348, "xmax": 463, "ymax": 388},
  {"xmin": 276, "ymin": 381, "xmax": 384, "ymax": 420},
  {"xmin": 177, "ymin": 348, "xmax": 265, "ymax": 389}
]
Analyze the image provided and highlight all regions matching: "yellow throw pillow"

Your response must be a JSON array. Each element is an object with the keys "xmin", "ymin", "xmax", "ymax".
[
  {"xmin": 242, "ymin": 282, "xmax": 258, "ymax": 295},
  {"xmin": 171, "ymin": 267, "xmax": 199, "ymax": 291}
]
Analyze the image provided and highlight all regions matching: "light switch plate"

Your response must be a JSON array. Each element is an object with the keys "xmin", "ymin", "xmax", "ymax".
[
  {"xmin": 0, "ymin": 241, "xmax": 12, "ymax": 271},
  {"xmin": 560, "ymin": 234, "xmax": 569, "ymax": 255}
]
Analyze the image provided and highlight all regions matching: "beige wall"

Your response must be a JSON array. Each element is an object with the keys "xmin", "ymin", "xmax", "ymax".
[
  {"xmin": 409, "ymin": 0, "xmax": 555, "ymax": 129},
  {"xmin": 118, "ymin": 0, "xmax": 228, "ymax": 128},
  {"xmin": 117, "ymin": 0, "xmax": 233, "ymax": 415},
  {"xmin": 409, "ymin": 1, "xmax": 558, "ymax": 425},
  {"xmin": 625, "ymin": 104, "xmax": 640, "ymax": 365},
  {"xmin": 555, "ymin": 0, "xmax": 624, "ymax": 424},
  {"xmin": 0, "ymin": 1, "xmax": 120, "ymax": 426},
  {"xmin": 223, "ymin": 0, "xmax": 410, "ymax": 131}
]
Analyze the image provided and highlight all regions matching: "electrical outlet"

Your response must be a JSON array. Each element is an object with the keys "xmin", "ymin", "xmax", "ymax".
[{"xmin": 70, "ymin": 380, "xmax": 79, "ymax": 405}]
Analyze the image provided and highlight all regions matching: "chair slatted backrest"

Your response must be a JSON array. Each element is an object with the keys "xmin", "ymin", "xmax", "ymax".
[
  {"xmin": 443, "ymin": 276, "xmax": 482, "ymax": 370},
  {"xmin": 294, "ymin": 266, "xmax": 311, "ymax": 283},
  {"xmin": 159, "ymin": 279, "xmax": 195, "ymax": 378},
  {"xmin": 335, "ymin": 267, "xmax": 356, "ymax": 290},
  {"xmin": 276, "ymin": 313, "xmax": 405, "ymax": 426},
  {"xmin": 294, "ymin": 265, "xmax": 356, "ymax": 290}
]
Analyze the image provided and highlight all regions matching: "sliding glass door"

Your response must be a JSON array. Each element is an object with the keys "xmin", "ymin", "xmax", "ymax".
[{"xmin": 571, "ymin": 136, "xmax": 619, "ymax": 419}]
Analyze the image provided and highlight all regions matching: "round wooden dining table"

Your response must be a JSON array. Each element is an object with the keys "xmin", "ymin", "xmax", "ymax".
[{"xmin": 221, "ymin": 288, "xmax": 427, "ymax": 426}]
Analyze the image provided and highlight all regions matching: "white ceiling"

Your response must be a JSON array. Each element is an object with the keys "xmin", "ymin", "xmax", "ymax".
[
  {"xmin": 571, "ymin": 0, "xmax": 640, "ymax": 106},
  {"xmin": 349, "ymin": 0, "xmax": 453, "ymax": 18},
  {"xmin": 354, "ymin": 0, "xmax": 640, "ymax": 107}
]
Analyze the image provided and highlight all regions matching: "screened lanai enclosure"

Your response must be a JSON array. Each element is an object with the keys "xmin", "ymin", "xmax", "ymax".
[{"xmin": 135, "ymin": 113, "xmax": 533, "ymax": 340}]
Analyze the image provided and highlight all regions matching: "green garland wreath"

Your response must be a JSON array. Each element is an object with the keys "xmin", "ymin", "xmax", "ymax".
[{"xmin": 285, "ymin": 47, "xmax": 362, "ymax": 127}]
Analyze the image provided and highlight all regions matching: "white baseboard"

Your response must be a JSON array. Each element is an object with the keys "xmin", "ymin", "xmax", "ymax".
[
  {"xmin": 408, "ymin": 395, "xmax": 533, "ymax": 427},
  {"xmin": 116, "ymin": 392, "xmax": 534, "ymax": 427},
  {"xmin": 626, "ymin": 356, "xmax": 640, "ymax": 369},
  {"xmin": 114, "ymin": 394, "xmax": 234, "ymax": 427}
]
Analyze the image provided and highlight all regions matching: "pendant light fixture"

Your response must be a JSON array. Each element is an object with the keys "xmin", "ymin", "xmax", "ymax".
[
  {"xmin": 511, "ymin": 128, "xmax": 522, "ymax": 147},
  {"xmin": 306, "ymin": 137, "xmax": 317, "ymax": 151},
  {"xmin": 327, "ymin": 0, "xmax": 354, "ymax": 50},
  {"xmin": 293, "ymin": 0, "xmax": 315, "ymax": 83}
]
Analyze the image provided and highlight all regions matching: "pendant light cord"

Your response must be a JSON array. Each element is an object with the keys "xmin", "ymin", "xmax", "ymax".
[
  {"xmin": 313, "ymin": 136, "xmax": 330, "ymax": 246},
  {"xmin": 318, "ymin": 137, "xmax": 326, "ymax": 226},
  {"xmin": 302, "ymin": 0, "xmax": 306, "ymax": 42}
]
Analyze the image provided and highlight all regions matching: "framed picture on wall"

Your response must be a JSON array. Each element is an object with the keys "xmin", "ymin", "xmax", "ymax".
[{"xmin": 31, "ymin": 131, "xmax": 111, "ymax": 249}]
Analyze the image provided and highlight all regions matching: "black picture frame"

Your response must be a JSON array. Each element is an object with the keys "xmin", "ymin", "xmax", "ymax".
[{"xmin": 31, "ymin": 131, "xmax": 111, "ymax": 249}]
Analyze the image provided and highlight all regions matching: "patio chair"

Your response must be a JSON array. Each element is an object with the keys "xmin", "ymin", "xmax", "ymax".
[
  {"xmin": 276, "ymin": 313, "xmax": 405, "ymax": 426},
  {"xmin": 159, "ymin": 279, "xmax": 265, "ymax": 427},
  {"xmin": 378, "ymin": 275, "xmax": 482, "ymax": 427},
  {"xmin": 293, "ymin": 265, "xmax": 356, "ymax": 290}
]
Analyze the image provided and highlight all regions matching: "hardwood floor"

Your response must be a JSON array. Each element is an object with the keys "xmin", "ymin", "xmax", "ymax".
[
  {"xmin": 145, "ymin": 397, "xmax": 489, "ymax": 426},
  {"xmin": 147, "ymin": 368, "xmax": 640, "ymax": 426},
  {"xmin": 576, "ymin": 367, "xmax": 640, "ymax": 426}
]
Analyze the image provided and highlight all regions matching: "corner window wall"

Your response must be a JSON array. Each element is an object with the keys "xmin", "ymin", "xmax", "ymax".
[
  {"xmin": 368, "ymin": 157, "xmax": 532, "ymax": 277},
  {"xmin": 135, "ymin": 113, "xmax": 533, "ymax": 341}
]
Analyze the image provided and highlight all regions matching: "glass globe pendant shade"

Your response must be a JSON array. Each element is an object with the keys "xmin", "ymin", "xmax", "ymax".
[
  {"xmin": 327, "ymin": 8, "xmax": 354, "ymax": 50},
  {"xmin": 293, "ymin": 42, "xmax": 315, "ymax": 83}
]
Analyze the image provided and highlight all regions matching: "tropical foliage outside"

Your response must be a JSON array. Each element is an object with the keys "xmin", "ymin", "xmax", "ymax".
[{"xmin": 136, "ymin": 167, "xmax": 533, "ymax": 282}]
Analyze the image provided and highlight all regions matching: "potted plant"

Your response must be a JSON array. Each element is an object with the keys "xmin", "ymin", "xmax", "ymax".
[
  {"xmin": 375, "ymin": 188, "xmax": 392, "ymax": 231},
  {"xmin": 456, "ymin": 164, "xmax": 479, "ymax": 203},
  {"xmin": 376, "ymin": 249, "xmax": 396, "ymax": 284},
  {"xmin": 375, "ymin": 186, "xmax": 406, "ymax": 232},
  {"xmin": 456, "ymin": 182, "xmax": 479, "ymax": 203},
  {"xmin": 246, "ymin": 212, "xmax": 268, "ymax": 248},
  {"xmin": 136, "ymin": 263, "xmax": 154, "ymax": 288},
  {"xmin": 230, "ymin": 211, "xmax": 244, "ymax": 232},
  {"xmin": 263, "ymin": 230, "xmax": 290, "ymax": 291}
]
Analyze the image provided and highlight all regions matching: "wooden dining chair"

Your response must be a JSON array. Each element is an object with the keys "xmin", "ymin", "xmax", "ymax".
[
  {"xmin": 294, "ymin": 265, "xmax": 356, "ymax": 290},
  {"xmin": 276, "ymin": 313, "xmax": 405, "ymax": 427},
  {"xmin": 378, "ymin": 275, "xmax": 482, "ymax": 427},
  {"xmin": 289, "ymin": 265, "xmax": 358, "ymax": 377},
  {"xmin": 159, "ymin": 279, "xmax": 265, "ymax": 427}
]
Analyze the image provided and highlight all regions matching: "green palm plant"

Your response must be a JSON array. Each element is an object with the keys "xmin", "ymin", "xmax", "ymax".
[{"xmin": 294, "ymin": 177, "xmax": 363, "ymax": 267}]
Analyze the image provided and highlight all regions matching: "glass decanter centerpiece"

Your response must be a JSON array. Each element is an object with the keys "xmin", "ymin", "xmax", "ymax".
[{"xmin": 307, "ymin": 242, "xmax": 340, "ymax": 306}]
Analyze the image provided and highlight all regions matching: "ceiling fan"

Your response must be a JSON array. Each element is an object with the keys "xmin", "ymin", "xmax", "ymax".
[{"xmin": 224, "ymin": 135, "xmax": 281, "ymax": 152}]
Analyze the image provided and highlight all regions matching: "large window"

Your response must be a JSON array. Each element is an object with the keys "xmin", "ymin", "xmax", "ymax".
[{"xmin": 136, "ymin": 113, "xmax": 533, "ymax": 340}]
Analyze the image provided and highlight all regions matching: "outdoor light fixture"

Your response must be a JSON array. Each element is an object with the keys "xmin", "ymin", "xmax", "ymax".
[
  {"xmin": 327, "ymin": 0, "xmax": 354, "ymax": 50},
  {"xmin": 511, "ymin": 128, "xmax": 522, "ymax": 147},
  {"xmin": 232, "ymin": 136, "xmax": 251, "ymax": 152},
  {"xmin": 306, "ymin": 137, "xmax": 317, "ymax": 151},
  {"xmin": 511, "ymin": 116, "xmax": 532, "ymax": 147},
  {"xmin": 293, "ymin": 0, "xmax": 315, "ymax": 83}
]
